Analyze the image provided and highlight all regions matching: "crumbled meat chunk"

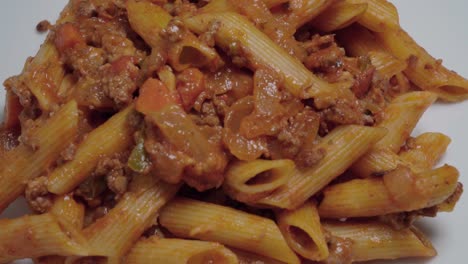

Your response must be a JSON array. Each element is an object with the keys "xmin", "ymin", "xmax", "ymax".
[
  {"xmin": 160, "ymin": 18, "xmax": 185, "ymax": 42},
  {"xmin": 65, "ymin": 45, "xmax": 106, "ymax": 76},
  {"xmin": 324, "ymin": 232, "xmax": 354, "ymax": 264},
  {"xmin": 320, "ymin": 98, "xmax": 366, "ymax": 127},
  {"xmin": 379, "ymin": 206, "xmax": 438, "ymax": 230},
  {"xmin": 95, "ymin": 157, "xmax": 129, "ymax": 196},
  {"xmin": 18, "ymin": 119, "xmax": 41, "ymax": 150},
  {"xmin": 59, "ymin": 143, "xmax": 77, "ymax": 163},
  {"xmin": 25, "ymin": 176, "xmax": 53, "ymax": 213},
  {"xmin": 36, "ymin": 20, "xmax": 51, "ymax": 33}
]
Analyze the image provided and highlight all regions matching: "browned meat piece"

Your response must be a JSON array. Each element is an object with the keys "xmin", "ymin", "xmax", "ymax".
[
  {"xmin": 324, "ymin": 232, "xmax": 354, "ymax": 264},
  {"xmin": 95, "ymin": 157, "xmax": 129, "ymax": 196},
  {"xmin": 379, "ymin": 206, "xmax": 439, "ymax": 230},
  {"xmin": 25, "ymin": 176, "xmax": 53, "ymax": 213}
]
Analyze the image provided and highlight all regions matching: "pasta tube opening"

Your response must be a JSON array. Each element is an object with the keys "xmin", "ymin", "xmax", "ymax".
[{"xmin": 223, "ymin": 159, "xmax": 294, "ymax": 203}]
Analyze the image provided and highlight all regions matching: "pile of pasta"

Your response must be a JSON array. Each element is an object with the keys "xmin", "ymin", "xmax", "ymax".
[{"xmin": 1, "ymin": 0, "xmax": 468, "ymax": 263}]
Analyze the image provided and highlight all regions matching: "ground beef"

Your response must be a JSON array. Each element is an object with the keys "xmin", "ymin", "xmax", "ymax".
[
  {"xmin": 320, "ymin": 98, "xmax": 366, "ymax": 127},
  {"xmin": 18, "ymin": 119, "xmax": 41, "ymax": 150},
  {"xmin": 379, "ymin": 206, "xmax": 439, "ymax": 230},
  {"xmin": 95, "ymin": 157, "xmax": 129, "ymax": 196},
  {"xmin": 36, "ymin": 20, "xmax": 51, "ymax": 33},
  {"xmin": 324, "ymin": 232, "xmax": 354, "ymax": 264},
  {"xmin": 268, "ymin": 106, "xmax": 324, "ymax": 167},
  {"xmin": 59, "ymin": 142, "xmax": 77, "ymax": 163},
  {"xmin": 25, "ymin": 176, "xmax": 53, "ymax": 213},
  {"xmin": 64, "ymin": 45, "xmax": 107, "ymax": 76},
  {"xmin": 101, "ymin": 58, "xmax": 139, "ymax": 106}
]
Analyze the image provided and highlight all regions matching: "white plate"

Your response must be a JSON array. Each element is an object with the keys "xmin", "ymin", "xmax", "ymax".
[{"xmin": 0, "ymin": 1, "xmax": 467, "ymax": 263}]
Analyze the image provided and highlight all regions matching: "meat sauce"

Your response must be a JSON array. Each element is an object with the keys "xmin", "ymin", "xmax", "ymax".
[{"xmin": 3, "ymin": 0, "xmax": 407, "ymax": 210}]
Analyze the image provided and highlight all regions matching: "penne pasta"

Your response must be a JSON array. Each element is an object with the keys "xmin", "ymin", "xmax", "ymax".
[
  {"xmin": 311, "ymin": 0, "xmax": 368, "ymax": 32},
  {"xmin": 159, "ymin": 198, "xmax": 301, "ymax": 264},
  {"xmin": 47, "ymin": 106, "xmax": 135, "ymax": 195},
  {"xmin": 126, "ymin": 0, "xmax": 171, "ymax": 48},
  {"xmin": 125, "ymin": 237, "xmax": 238, "ymax": 264},
  {"xmin": 368, "ymin": 50, "xmax": 407, "ymax": 79},
  {"xmin": 73, "ymin": 177, "xmax": 179, "ymax": 260},
  {"xmin": 0, "ymin": 213, "xmax": 89, "ymax": 263},
  {"xmin": 0, "ymin": 100, "xmax": 79, "ymax": 212},
  {"xmin": 223, "ymin": 159, "xmax": 295, "ymax": 203},
  {"xmin": 127, "ymin": 0, "xmax": 223, "ymax": 71},
  {"xmin": 37, "ymin": 195, "xmax": 85, "ymax": 264},
  {"xmin": 373, "ymin": 91, "xmax": 437, "ymax": 152},
  {"xmin": 258, "ymin": 125, "xmax": 386, "ymax": 209},
  {"xmin": 287, "ymin": 0, "xmax": 337, "ymax": 28},
  {"xmin": 184, "ymin": 12, "xmax": 348, "ymax": 102},
  {"xmin": 277, "ymin": 201, "xmax": 328, "ymax": 261},
  {"xmin": 348, "ymin": 0, "xmax": 399, "ymax": 32},
  {"xmin": 0, "ymin": 1, "xmax": 466, "ymax": 263},
  {"xmin": 376, "ymin": 28, "xmax": 468, "ymax": 101},
  {"xmin": 336, "ymin": 24, "xmax": 386, "ymax": 56},
  {"xmin": 323, "ymin": 221, "xmax": 436, "ymax": 262},
  {"xmin": 319, "ymin": 165, "xmax": 460, "ymax": 218},
  {"xmin": 399, "ymin": 132, "xmax": 451, "ymax": 173},
  {"xmin": 49, "ymin": 195, "xmax": 85, "ymax": 229},
  {"xmin": 352, "ymin": 91, "xmax": 437, "ymax": 177}
]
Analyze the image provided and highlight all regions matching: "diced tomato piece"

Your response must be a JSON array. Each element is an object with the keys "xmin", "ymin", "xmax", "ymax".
[
  {"xmin": 176, "ymin": 68, "xmax": 205, "ymax": 111},
  {"xmin": 54, "ymin": 23, "xmax": 85, "ymax": 53},
  {"xmin": 136, "ymin": 78, "xmax": 182, "ymax": 114}
]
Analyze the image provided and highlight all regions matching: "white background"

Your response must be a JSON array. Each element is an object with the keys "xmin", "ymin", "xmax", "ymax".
[{"xmin": 0, "ymin": 1, "xmax": 467, "ymax": 263}]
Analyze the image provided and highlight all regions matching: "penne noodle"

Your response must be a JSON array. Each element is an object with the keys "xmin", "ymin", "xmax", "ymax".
[
  {"xmin": 8, "ymin": 0, "xmax": 76, "ymax": 111},
  {"xmin": 368, "ymin": 50, "xmax": 407, "ymax": 79},
  {"xmin": 223, "ymin": 159, "xmax": 295, "ymax": 203},
  {"xmin": 184, "ymin": 12, "xmax": 348, "ymax": 103},
  {"xmin": 159, "ymin": 198, "xmax": 301, "ymax": 264},
  {"xmin": 323, "ymin": 221, "xmax": 436, "ymax": 262},
  {"xmin": 352, "ymin": 91, "xmax": 437, "ymax": 177},
  {"xmin": 348, "ymin": 0, "xmax": 399, "ymax": 32},
  {"xmin": 72, "ymin": 178, "xmax": 179, "ymax": 260},
  {"xmin": 258, "ymin": 125, "xmax": 386, "ymax": 209},
  {"xmin": 126, "ymin": 0, "xmax": 171, "ymax": 48},
  {"xmin": 319, "ymin": 165, "xmax": 459, "ymax": 218},
  {"xmin": 373, "ymin": 91, "xmax": 437, "ymax": 152},
  {"xmin": 0, "ymin": 1, "xmax": 466, "ymax": 263},
  {"xmin": 49, "ymin": 195, "xmax": 85, "ymax": 229},
  {"xmin": 127, "ymin": 0, "xmax": 223, "ymax": 71},
  {"xmin": 399, "ymin": 132, "xmax": 451, "ymax": 173},
  {"xmin": 125, "ymin": 237, "xmax": 238, "ymax": 264},
  {"xmin": 0, "ymin": 100, "xmax": 79, "ymax": 212},
  {"xmin": 311, "ymin": 1, "xmax": 368, "ymax": 32},
  {"xmin": 376, "ymin": 28, "xmax": 468, "ymax": 101},
  {"xmin": 277, "ymin": 201, "xmax": 328, "ymax": 261},
  {"xmin": 38, "ymin": 195, "xmax": 85, "ymax": 264},
  {"xmin": 287, "ymin": 0, "xmax": 337, "ymax": 28},
  {"xmin": 0, "ymin": 213, "xmax": 89, "ymax": 263},
  {"xmin": 336, "ymin": 24, "xmax": 386, "ymax": 56},
  {"xmin": 47, "ymin": 106, "xmax": 135, "ymax": 195},
  {"xmin": 168, "ymin": 34, "xmax": 224, "ymax": 71}
]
